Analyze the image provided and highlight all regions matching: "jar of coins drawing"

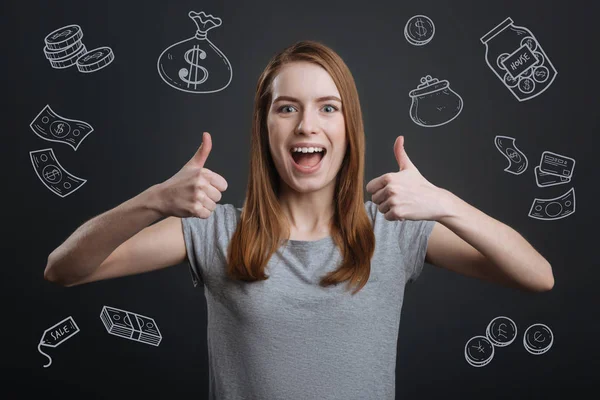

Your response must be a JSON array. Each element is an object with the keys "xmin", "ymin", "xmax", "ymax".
[
  {"xmin": 157, "ymin": 11, "xmax": 233, "ymax": 94},
  {"xmin": 480, "ymin": 17, "xmax": 557, "ymax": 102},
  {"xmin": 408, "ymin": 75, "xmax": 463, "ymax": 127}
]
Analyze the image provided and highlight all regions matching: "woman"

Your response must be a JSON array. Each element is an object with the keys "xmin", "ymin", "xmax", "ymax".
[{"xmin": 45, "ymin": 40, "xmax": 554, "ymax": 399}]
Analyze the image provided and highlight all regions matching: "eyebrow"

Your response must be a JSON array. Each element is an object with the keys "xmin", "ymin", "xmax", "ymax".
[{"xmin": 272, "ymin": 95, "xmax": 342, "ymax": 104}]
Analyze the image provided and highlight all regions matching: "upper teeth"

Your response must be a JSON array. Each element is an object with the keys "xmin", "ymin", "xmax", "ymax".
[{"xmin": 292, "ymin": 147, "xmax": 324, "ymax": 153}]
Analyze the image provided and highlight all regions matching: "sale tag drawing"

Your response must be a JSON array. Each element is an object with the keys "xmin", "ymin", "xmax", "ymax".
[{"xmin": 38, "ymin": 316, "xmax": 80, "ymax": 368}]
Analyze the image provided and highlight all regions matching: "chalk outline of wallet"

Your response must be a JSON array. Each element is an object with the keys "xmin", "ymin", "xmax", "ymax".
[
  {"xmin": 100, "ymin": 305, "xmax": 162, "ymax": 346},
  {"xmin": 480, "ymin": 17, "xmax": 557, "ymax": 102}
]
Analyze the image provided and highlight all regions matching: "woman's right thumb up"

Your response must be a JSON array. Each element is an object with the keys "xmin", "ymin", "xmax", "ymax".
[{"xmin": 187, "ymin": 132, "xmax": 212, "ymax": 168}]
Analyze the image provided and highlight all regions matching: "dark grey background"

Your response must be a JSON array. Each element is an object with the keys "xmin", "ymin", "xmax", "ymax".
[{"xmin": 3, "ymin": 0, "xmax": 599, "ymax": 398}]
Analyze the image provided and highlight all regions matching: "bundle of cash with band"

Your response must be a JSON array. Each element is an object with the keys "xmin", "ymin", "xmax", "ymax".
[
  {"xmin": 100, "ymin": 305, "xmax": 162, "ymax": 346},
  {"xmin": 43, "ymin": 24, "xmax": 114, "ymax": 73}
]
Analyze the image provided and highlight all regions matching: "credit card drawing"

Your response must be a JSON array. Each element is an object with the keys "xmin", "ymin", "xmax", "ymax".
[
  {"xmin": 534, "ymin": 166, "xmax": 571, "ymax": 188},
  {"xmin": 100, "ymin": 305, "xmax": 162, "ymax": 346},
  {"xmin": 539, "ymin": 151, "xmax": 575, "ymax": 179}
]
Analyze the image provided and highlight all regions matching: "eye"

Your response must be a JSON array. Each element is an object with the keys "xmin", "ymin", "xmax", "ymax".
[
  {"xmin": 278, "ymin": 105, "xmax": 297, "ymax": 113},
  {"xmin": 276, "ymin": 104, "xmax": 339, "ymax": 113}
]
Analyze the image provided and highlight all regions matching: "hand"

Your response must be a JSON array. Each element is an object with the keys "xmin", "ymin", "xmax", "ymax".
[
  {"xmin": 156, "ymin": 132, "xmax": 228, "ymax": 219},
  {"xmin": 366, "ymin": 135, "xmax": 446, "ymax": 221}
]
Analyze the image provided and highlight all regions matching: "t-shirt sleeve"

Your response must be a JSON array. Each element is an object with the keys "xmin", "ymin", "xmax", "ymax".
[
  {"xmin": 397, "ymin": 219, "xmax": 436, "ymax": 284},
  {"xmin": 365, "ymin": 200, "xmax": 435, "ymax": 284},
  {"xmin": 180, "ymin": 204, "xmax": 228, "ymax": 287}
]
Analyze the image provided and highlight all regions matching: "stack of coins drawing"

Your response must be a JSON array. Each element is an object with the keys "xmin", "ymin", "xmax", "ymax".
[{"xmin": 43, "ymin": 24, "xmax": 114, "ymax": 73}]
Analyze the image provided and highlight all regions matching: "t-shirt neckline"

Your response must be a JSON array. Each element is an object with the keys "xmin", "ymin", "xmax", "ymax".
[{"xmin": 285, "ymin": 235, "xmax": 333, "ymax": 247}]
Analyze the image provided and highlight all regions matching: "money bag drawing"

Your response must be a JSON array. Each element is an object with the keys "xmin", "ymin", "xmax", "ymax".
[
  {"xmin": 408, "ymin": 75, "xmax": 463, "ymax": 127},
  {"xmin": 157, "ymin": 11, "xmax": 233, "ymax": 94}
]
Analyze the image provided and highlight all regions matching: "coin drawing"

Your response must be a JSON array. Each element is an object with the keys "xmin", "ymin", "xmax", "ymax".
[
  {"xmin": 404, "ymin": 15, "xmax": 435, "ymax": 46},
  {"xmin": 486, "ymin": 316, "xmax": 518, "ymax": 347},
  {"xmin": 43, "ymin": 24, "xmax": 114, "ymax": 73},
  {"xmin": 76, "ymin": 46, "xmax": 115, "ymax": 73},
  {"xmin": 464, "ymin": 335, "xmax": 495, "ymax": 367},
  {"xmin": 523, "ymin": 323, "xmax": 553, "ymax": 355}
]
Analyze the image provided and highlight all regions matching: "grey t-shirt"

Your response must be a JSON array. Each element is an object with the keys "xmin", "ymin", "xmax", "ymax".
[{"xmin": 181, "ymin": 201, "xmax": 435, "ymax": 400}]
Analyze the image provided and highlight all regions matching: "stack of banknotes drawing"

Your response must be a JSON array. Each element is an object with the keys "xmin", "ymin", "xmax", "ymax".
[
  {"xmin": 100, "ymin": 306, "xmax": 162, "ymax": 346},
  {"xmin": 29, "ymin": 105, "xmax": 94, "ymax": 197},
  {"xmin": 43, "ymin": 24, "xmax": 114, "ymax": 73}
]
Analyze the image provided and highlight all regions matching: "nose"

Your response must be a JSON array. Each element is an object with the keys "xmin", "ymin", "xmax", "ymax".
[{"xmin": 296, "ymin": 109, "xmax": 319, "ymax": 135}]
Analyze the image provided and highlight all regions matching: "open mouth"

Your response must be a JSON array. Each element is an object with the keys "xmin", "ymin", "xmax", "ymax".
[{"xmin": 290, "ymin": 148, "xmax": 326, "ymax": 168}]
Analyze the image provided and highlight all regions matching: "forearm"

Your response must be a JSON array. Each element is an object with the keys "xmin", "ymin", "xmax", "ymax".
[
  {"xmin": 45, "ymin": 184, "xmax": 165, "ymax": 284},
  {"xmin": 438, "ymin": 189, "xmax": 554, "ymax": 291}
]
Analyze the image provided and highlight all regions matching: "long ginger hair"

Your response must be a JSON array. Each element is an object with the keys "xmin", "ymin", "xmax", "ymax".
[{"xmin": 226, "ymin": 40, "xmax": 375, "ymax": 295}]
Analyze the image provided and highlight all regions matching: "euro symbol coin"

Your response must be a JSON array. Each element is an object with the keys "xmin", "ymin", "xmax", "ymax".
[
  {"xmin": 523, "ymin": 323, "xmax": 553, "ymax": 355},
  {"xmin": 404, "ymin": 15, "xmax": 435, "ymax": 46}
]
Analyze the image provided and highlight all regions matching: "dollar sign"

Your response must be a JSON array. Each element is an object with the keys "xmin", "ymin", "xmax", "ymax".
[
  {"xmin": 51, "ymin": 29, "xmax": 72, "ymax": 40},
  {"xmin": 44, "ymin": 168, "xmax": 60, "ymax": 181},
  {"xmin": 178, "ymin": 45, "xmax": 209, "ymax": 87},
  {"xmin": 83, "ymin": 52, "xmax": 103, "ymax": 62},
  {"xmin": 536, "ymin": 69, "xmax": 547, "ymax": 79},
  {"xmin": 55, "ymin": 123, "xmax": 64, "ymax": 135},
  {"xmin": 523, "ymin": 80, "xmax": 531, "ymax": 90},
  {"xmin": 415, "ymin": 19, "xmax": 427, "ymax": 38}
]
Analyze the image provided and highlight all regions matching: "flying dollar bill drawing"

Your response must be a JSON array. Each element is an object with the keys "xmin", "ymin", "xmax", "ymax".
[
  {"xmin": 30, "ymin": 105, "xmax": 94, "ymax": 151},
  {"xmin": 494, "ymin": 135, "xmax": 528, "ymax": 175},
  {"xmin": 30, "ymin": 148, "xmax": 87, "ymax": 197}
]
